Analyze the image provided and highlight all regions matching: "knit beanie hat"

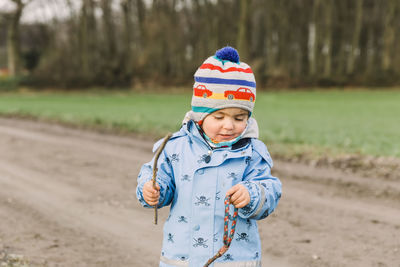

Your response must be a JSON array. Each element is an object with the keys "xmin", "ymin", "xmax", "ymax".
[{"xmin": 189, "ymin": 46, "xmax": 256, "ymax": 124}]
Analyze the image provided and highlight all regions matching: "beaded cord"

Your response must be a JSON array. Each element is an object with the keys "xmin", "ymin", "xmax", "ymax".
[{"xmin": 204, "ymin": 195, "xmax": 238, "ymax": 267}]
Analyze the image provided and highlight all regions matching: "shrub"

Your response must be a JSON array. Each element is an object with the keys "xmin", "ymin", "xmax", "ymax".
[{"xmin": 0, "ymin": 76, "xmax": 23, "ymax": 91}]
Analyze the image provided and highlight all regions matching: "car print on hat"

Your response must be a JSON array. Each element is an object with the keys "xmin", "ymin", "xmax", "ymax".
[
  {"xmin": 194, "ymin": 84, "xmax": 213, "ymax": 98},
  {"xmin": 224, "ymin": 87, "xmax": 255, "ymax": 102}
]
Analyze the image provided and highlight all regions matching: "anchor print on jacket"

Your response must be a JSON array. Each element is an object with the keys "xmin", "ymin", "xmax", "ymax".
[
  {"xmin": 227, "ymin": 172, "xmax": 239, "ymax": 180},
  {"xmin": 236, "ymin": 232, "xmax": 250, "ymax": 242},
  {"xmin": 167, "ymin": 233, "xmax": 174, "ymax": 243},
  {"xmin": 181, "ymin": 174, "xmax": 191, "ymax": 182},
  {"xmin": 169, "ymin": 153, "xmax": 179, "ymax": 163},
  {"xmin": 223, "ymin": 254, "xmax": 234, "ymax": 261},
  {"xmin": 178, "ymin": 216, "xmax": 188, "ymax": 223},
  {"xmin": 213, "ymin": 233, "xmax": 218, "ymax": 242},
  {"xmin": 246, "ymin": 219, "xmax": 252, "ymax": 229},
  {"xmin": 245, "ymin": 156, "xmax": 252, "ymax": 165},
  {"xmin": 193, "ymin": 237, "xmax": 208, "ymax": 248},
  {"xmin": 253, "ymin": 252, "xmax": 259, "ymax": 260},
  {"xmin": 256, "ymin": 168, "xmax": 265, "ymax": 176},
  {"xmin": 195, "ymin": 196, "xmax": 210, "ymax": 206}
]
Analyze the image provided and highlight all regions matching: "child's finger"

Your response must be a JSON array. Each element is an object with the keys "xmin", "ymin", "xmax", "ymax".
[
  {"xmin": 148, "ymin": 194, "xmax": 160, "ymax": 202},
  {"xmin": 144, "ymin": 183, "xmax": 160, "ymax": 194},
  {"xmin": 232, "ymin": 194, "xmax": 245, "ymax": 205},
  {"xmin": 147, "ymin": 193, "xmax": 159, "ymax": 200},
  {"xmin": 230, "ymin": 191, "xmax": 243, "ymax": 204},
  {"xmin": 234, "ymin": 200, "xmax": 247, "ymax": 208},
  {"xmin": 149, "ymin": 188, "xmax": 160, "ymax": 195},
  {"xmin": 226, "ymin": 184, "xmax": 240, "ymax": 197},
  {"xmin": 143, "ymin": 187, "xmax": 155, "ymax": 196},
  {"xmin": 232, "ymin": 196, "xmax": 247, "ymax": 207},
  {"xmin": 153, "ymin": 183, "xmax": 160, "ymax": 190},
  {"xmin": 144, "ymin": 193, "xmax": 160, "ymax": 205}
]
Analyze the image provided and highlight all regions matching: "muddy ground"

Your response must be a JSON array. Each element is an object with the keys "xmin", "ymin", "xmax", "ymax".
[{"xmin": 0, "ymin": 117, "xmax": 399, "ymax": 267}]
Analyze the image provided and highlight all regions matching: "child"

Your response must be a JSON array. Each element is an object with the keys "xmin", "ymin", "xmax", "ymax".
[{"xmin": 136, "ymin": 46, "xmax": 282, "ymax": 267}]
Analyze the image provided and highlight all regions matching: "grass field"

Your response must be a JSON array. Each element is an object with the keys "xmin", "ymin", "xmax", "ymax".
[{"xmin": 0, "ymin": 90, "xmax": 399, "ymax": 158}]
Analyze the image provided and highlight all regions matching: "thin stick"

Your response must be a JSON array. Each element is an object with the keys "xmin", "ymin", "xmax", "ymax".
[{"xmin": 152, "ymin": 133, "xmax": 172, "ymax": 225}]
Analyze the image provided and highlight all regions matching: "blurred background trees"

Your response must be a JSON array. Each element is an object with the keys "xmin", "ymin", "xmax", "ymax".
[{"xmin": 0, "ymin": 0, "xmax": 399, "ymax": 89}]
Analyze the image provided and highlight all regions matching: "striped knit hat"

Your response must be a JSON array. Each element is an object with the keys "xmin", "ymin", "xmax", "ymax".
[{"xmin": 190, "ymin": 46, "xmax": 256, "ymax": 123}]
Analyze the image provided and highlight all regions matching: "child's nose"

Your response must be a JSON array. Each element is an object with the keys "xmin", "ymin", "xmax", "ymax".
[{"xmin": 223, "ymin": 118, "xmax": 234, "ymax": 130}]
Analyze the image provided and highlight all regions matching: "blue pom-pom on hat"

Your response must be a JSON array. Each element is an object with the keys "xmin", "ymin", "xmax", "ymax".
[{"xmin": 215, "ymin": 46, "xmax": 240, "ymax": 63}]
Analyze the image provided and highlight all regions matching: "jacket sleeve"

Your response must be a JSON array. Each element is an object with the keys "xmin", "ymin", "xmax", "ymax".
[
  {"xmin": 238, "ymin": 140, "xmax": 282, "ymax": 220},
  {"xmin": 136, "ymin": 141, "xmax": 176, "ymax": 209}
]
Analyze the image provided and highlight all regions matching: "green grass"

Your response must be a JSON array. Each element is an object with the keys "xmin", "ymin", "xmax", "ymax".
[
  {"xmin": 255, "ymin": 90, "xmax": 400, "ymax": 158},
  {"xmin": 0, "ymin": 90, "xmax": 399, "ymax": 158},
  {"xmin": 0, "ymin": 92, "xmax": 190, "ymax": 134}
]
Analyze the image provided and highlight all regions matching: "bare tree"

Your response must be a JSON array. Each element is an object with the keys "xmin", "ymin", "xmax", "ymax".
[
  {"xmin": 121, "ymin": 0, "xmax": 134, "ymax": 80},
  {"xmin": 322, "ymin": 0, "xmax": 333, "ymax": 78},
  {"xmin": 6, "ymin": 0, "xmax": 30, "ymax": 76},
  {"xmin": 237, "ymin": 0, "xmax": 250, "ymax": 60},
  {"xmin": 5, "ymin": 0, "xmax": 400, "ymax": 88},
  {"xmin": 382, "ymin": 0, "xmax": 398, "ymax": 71},
  {"xmin": 309, "ymin": 0, "xmax": 320, "ymax": 77},
  {"xmin": 78, "ymin": 0, "xmax": 97, "ymax": 81},
  {"xmin": 347, "ymin": 0, "xmax": 364, "ymax": 75}
]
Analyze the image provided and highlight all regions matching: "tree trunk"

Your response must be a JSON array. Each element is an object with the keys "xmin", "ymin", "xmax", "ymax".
[
  {"xmin": 7, "ymin": 0, "xmax": 24, "ymax": 76},
  {"xmin": 79, "ymin": 0, "xmax": 90, "ymax": 78},
  {"xmin": 101, "ymin": 0, "xmax": 116, "ymax": 58},
  {"xmin": 136, "ymin": 0, "xmax": 146, "ymax": 47},
  {"xmin": 308, "ymin": 0, "xmax": 320, "ymax": 76},
  {"xmin": 237, "ymin": 0, "xmax": 250, "ymax": 60},
  {"xmin": 347, "ymin": 0, "xmax": 364, "ymax": 75},
  {"xmin": 100, "ymin": 0, "xmax": 117, "ymax": 84},
  {"xmin": 78, "ymin": 0, "xmax": 97, "ymax": 80},
  {"xmin": 121, "ymin": 0, "xmax": 134, "ymax": 78},
  {"xmin": 382, "ymin": 0, "xmax": 397, "ymax": 71},
  {"xmin": 323, "ymin": 0, "xmax": 333, "ymax": 78},
  {"xmin": 264, "ymin": 0, "xmax": 277, "ymax": 76}
]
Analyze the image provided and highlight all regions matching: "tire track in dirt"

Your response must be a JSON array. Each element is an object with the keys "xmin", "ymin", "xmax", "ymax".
[{"xmin": 0, "ymin": 118, "xmax": 399, "ymax": 267}]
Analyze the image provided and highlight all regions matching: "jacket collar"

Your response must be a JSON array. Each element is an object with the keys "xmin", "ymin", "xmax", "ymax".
[
  {"xmin": 183, "ymin": 120, "xmax": 251, "ymax": 151},
  {"xmin": 182, "ymin": 110, "xmax": 259, "ymax": 139}
]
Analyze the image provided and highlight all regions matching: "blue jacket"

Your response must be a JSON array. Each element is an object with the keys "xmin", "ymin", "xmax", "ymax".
[{"xmin": 136, "ymin": 120, "xmax": 282, "ymax": 267}]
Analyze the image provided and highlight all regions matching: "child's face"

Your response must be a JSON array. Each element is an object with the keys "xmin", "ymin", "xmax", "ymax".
[{"xmin": 202, "ymin": 108, "xmax": 249, "ymax": 142}]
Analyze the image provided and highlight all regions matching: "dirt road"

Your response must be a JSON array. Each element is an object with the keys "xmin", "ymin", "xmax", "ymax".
[{"xmin": 0, "ymin": 117, "xmax": 398, "ymax": 267}]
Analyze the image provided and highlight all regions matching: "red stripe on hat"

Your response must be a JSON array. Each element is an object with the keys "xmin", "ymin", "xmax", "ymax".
[{"xmin": 200, "ymin": 63, "xmax": 253, "ymax": 73}]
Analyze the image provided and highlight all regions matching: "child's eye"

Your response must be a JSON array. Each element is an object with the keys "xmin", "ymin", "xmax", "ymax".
[
  {"xmin": 235, "ymin": 117, "xmax": 245, "ymax": 121},
  {"xmin": 214, "ymin": 117, "xmax": 223, "ymax": 120}
]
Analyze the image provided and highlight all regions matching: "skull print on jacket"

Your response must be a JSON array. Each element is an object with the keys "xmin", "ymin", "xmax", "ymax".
[{"xmin": 136, "ymin": 120, "xmax": 282, "ymax": 267}]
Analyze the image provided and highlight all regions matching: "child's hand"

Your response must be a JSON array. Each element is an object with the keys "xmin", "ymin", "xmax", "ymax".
[
  {"xmin": 226, "ymin": 184, "xmax": 250, "ymax": 208},
  {"xmin": 143, "ymin": 181, "xmax": 160, "ymax": 206}
]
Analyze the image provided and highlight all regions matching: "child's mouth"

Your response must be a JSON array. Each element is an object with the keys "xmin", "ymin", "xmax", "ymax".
[{"xmin": 218, "ymin": 134, "xmax": 235, "ymax": 140}]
